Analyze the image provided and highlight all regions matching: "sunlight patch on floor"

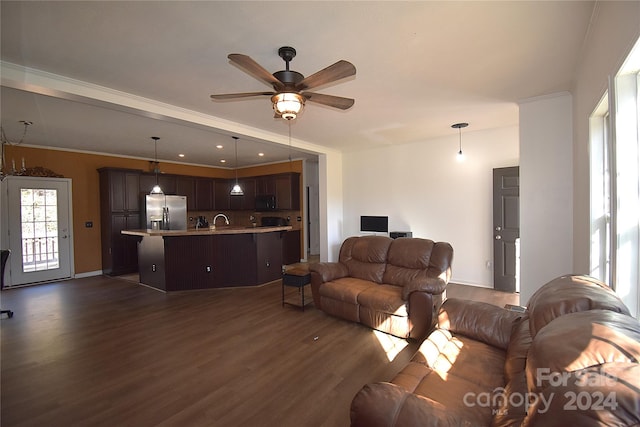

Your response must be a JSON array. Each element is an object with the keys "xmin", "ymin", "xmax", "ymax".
[{"xmin": 373, "ymin": 329, "xmax": 409, "ymax": 362}]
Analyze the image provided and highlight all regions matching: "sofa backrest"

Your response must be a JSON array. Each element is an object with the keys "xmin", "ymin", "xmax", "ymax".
[
  {"xmin": 526, "ymin": 274, "xmax": 630, "ymax": 337},
  {"xmin": 383, "ymin": 238, "xmax": 453, "ymax": 288},
  {"xmin": 339, "ymin": 236, "xmax": 393, "ymax": 283},
  {"xmin": 523, "ymin": 309, "xmax": 640, "ymax": 426}
]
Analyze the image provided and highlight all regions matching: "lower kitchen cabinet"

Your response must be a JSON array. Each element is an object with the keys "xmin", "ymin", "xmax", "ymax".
[
  {"xmin": 283, "ymin": 230, "xmax": 301, "ymax": 265},
  {"xmin": 137, "ymin": 230, "xmax": 285, "ymax": 291}
]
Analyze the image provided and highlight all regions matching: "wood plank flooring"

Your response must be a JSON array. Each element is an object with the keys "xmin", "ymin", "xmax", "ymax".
[{"xmin": 0, "ymin": 276, "xmax": 518, "ymax": 427}]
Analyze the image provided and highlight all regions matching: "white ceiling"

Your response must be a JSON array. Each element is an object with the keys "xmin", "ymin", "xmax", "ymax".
[{"xmin": 1, "ymin": 1, "xmax": 595, "ymax": 168}]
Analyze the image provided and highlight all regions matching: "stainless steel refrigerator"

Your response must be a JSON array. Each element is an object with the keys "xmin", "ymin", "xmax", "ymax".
[{"xmin": 143, "ymin": 195, "xmax": 187, "ymax": 230}]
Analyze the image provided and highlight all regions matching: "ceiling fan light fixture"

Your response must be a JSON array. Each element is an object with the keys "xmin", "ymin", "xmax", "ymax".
[{"xmin": 272, "ymin": 92, "xmax": 304, "ymax": 120}]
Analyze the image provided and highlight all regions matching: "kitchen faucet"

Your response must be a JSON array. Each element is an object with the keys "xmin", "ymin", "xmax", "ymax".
[{"xmin": 211, "ymin": 213, "xmax": 230, "ymax": 229}]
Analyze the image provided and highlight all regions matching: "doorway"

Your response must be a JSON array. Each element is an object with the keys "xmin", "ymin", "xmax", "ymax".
[
  {"xmin": 493, "ymin": 167, "xmax": 520, "ymax": 293},
  {"xmin": 2, "ymin": 176, "xmax": 74, "ymax": 286}
]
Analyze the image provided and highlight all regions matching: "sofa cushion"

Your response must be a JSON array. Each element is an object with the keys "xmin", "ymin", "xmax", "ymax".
[
  {"xmin": 526, "ymin": 274, "xmax": 630, "ymax": 337},
  {"xmin": 527, "ymin": 309, "xmax": 640, "ymax": 393},
  {"xmin": 319, "ymin": 277, "xmax": 375, "ymax": 304},
  {"xmin": 339, "ymin": 236, "xmax": 392, "ymax": 283},
  {"xmin": 383, "ymin": 238, "xmax": 453, "ymax": 293},
  {"xmin": 383, "ymin": 238, "xmax": 434, "ymax": 286},
  {"xmin": 389, "ymin": 362, "xmax": 496, "ymax": 426},
  {"xmin": 392, "ymin": 331, "xmax": 506, "ymax": 426},
  {"xmin": 358, "ymin": 284, "xmax": 407, "ymax": 316},
  {"xmin": 411, "ymin": 329, "xmax": 506, "ymax": 389}
]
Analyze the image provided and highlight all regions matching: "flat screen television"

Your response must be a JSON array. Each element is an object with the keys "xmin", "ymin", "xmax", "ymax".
[{"xmin": 360, "ymin": 215, "xmax": 388, "ymax": 233}]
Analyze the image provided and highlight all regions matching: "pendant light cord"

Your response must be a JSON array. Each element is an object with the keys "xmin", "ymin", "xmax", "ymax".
[{"xmin": 288, "ymin": 120, "xmax": 292, "ymax": 170}]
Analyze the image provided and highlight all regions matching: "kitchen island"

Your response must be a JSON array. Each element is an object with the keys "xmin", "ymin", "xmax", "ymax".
[{"xmin": 122, "ymin": 226, "xmax": 291, "ymax": 291}]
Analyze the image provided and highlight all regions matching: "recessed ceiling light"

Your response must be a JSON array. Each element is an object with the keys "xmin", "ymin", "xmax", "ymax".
[
  {"xmin": 216, "ymin": 145, "xmax": 223, "ymax": 149},
  {"xmin": 220, "ymin": 159, "xmax": 226, "ymax": 163},
  {"xmin": 258, "ymin": 152, "xmax": 265, "ymax": 157},
  {"xmin": 178, "ymin": 153, "xmax": 185, "ymax": 158}
]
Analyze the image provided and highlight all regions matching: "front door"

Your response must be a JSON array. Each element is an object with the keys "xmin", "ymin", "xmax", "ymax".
[
  {"xmin": 4, "ymin": 176, "xmax": 74, "ymax": 286},
  {"xmin": 493, "ymin": 167, "xmax": 520, "ymax": 293}
]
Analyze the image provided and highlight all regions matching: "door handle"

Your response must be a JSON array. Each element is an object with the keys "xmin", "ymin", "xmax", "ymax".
[
  {"xmin": 495, "ymin": 235, "xmax": 502, "ymax": 240},
  {"xmin": 495, "ymin": 226, "xmax": 502, "ymax": 231}
]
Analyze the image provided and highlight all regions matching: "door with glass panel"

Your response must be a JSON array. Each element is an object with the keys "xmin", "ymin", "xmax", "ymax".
[{"xmin": 5, "ymin": 177, "xmax": 73, "ymax": 286}]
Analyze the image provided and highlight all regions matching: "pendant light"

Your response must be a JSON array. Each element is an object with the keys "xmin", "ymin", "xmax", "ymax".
[
  {"xmin": 150, "ymin": 136, "xmax": 164, "ymax": 194},
  {"xmin": 451, "ymin": 122, "xmax": 468, "ymax": 162},
  {"xmin": 230, "ymin": 136, "xmax": 244, "ymax": 196}
]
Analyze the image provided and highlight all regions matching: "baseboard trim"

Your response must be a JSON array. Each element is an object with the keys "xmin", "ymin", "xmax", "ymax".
[{"xmin": 74, "ymin": 270, "xmax": 103, "ymax": 279}]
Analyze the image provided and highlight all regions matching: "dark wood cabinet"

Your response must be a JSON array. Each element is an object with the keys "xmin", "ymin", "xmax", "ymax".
[
  {"xmin": 176, "ymin": 176, "xmax": 196, "ymax": 210},
  {"xmin": 164, "ymin": 235, "xmax": 219, "ymax": 290},
  {"xmin": 253, "ymin": 173, "xmax": 300, "ymax": 210},
  {"xmin": 195, "ymin": 178, "xmax": 215, "ymax": 211},
  {"xmin": 214, "ymin": 180, "xmax": 230, "ymax": 210},
  {"xmin": 255, "ymin": 176, "xmax": 276, "ymax": 196},
  {"xmin": 142, "ymin": 231, "xmax": 284, "ymax": 290},
  {"xmin": 275, "ymin": 173, "xmax": 300, "ymax": 210},
  {"xmin": 256, "ymin": 232, "xmax": 284, "ymax": 284},
  {"xmin": 99, "ymin": 168, "xmax": 142, "ymax": 275},
  {"xmin": 283, "ymin": 230, "xmax": 301, "ymax": 265},
  {"xmin": 139, "ymin": 173, "xmax": 177, "ymax": 196},
  {"xmin": 230, "ymin": 178, "xmax": 256, "ymax": 210}
]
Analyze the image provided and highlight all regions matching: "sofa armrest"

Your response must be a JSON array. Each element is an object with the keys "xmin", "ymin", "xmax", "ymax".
[
  {"xmin": 308, "ymin": 262, "xmax": 348, "ymax": 283},
  {"xmin": 309, "ymin": 262, "xmax": 349, "ymax": 310},
  {"xmin": 351, "ymin": 382, "xmax": 466, "ymax": 427},
  {"xmin": 401, "ymin": 276, "xmax": 447, "ymax": 300},
  {"xmin": 437, "ymin": 298, "xmax": 523, "ymax": 350}
]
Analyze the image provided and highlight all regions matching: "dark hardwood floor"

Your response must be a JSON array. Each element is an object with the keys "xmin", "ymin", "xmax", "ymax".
[{"xmin": 0, "ymin": 276, "xmax": 518, "ymax": 427}]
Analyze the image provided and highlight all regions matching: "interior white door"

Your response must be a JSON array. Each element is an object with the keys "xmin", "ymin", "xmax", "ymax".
[{"xmin": 5, "ymin": 176, "xmax": 73, "ymax": 286}]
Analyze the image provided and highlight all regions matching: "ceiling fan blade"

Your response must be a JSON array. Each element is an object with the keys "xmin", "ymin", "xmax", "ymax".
[
  {"xmin": 297, "ymin": 60, "xmax": 356, "ymax": 91},
  {"xmin": 228, "ymin": 54, "xmax": 284, "ymax": 90},
  {"xmin": 302, "ymin": 92, "xmax": 355, "ymax": 110},
  {"xmin": 210, "ymin": 92, "xmax": 274, "ymax": 100}
]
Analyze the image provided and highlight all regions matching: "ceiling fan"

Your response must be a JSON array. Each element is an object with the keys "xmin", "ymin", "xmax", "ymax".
[{"xmin": 210, "ymin": 46, "xmax": 356, "ymax": 120}]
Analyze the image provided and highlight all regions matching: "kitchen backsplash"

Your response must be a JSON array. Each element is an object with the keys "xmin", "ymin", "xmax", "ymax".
[{"xmin": 187, "ymin": 209, "xmax": 302, "ymax": 230}]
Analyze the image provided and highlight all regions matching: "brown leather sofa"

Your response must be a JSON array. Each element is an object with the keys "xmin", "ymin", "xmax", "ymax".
[
  {"xmin": 350, "ymin": 274, "xmax": 640, "ymax": 426},
  {"xmin": 309, "ymin": 236, "xmax": 453, "ymax": 340}
]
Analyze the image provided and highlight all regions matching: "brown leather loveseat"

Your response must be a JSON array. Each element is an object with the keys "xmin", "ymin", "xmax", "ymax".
[
  {"xmin": 350, "ymin": 274, "xmax": 640, "ymax": 426},
  {"xmin": 309, "ymin": 236, "xmax": 454, "ymax": 340}
]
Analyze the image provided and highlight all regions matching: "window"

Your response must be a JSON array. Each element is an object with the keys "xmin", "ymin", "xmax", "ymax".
[
  {"xmin": 590, "ymin": 37, "xmax": 640, "ymax": 318},
  {"xmin": 20, "ymin": 188, "xmax": 60, "ymax": 272}
]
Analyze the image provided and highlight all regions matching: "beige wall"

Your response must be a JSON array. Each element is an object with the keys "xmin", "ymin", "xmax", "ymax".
[{"xmin": 4, "ymin": 145, "xmax": 303, "ymax": 274}]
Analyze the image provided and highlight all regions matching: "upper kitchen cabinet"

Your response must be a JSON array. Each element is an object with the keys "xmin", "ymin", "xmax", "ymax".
[
  {"xmin": 100, "ymin": 168, "xmax": 140, "ymax": 213},
  {"xmin": 195, "ymin": 178, "xmax": 215, "ymax": 211},
  {"xmin": 139, "ymin": 173, "xmax": 177, "ymax": 196},
  {"xmin": 175, "ymin": 176, "xmax": 196, "ymax": 210},
  {"xmin": 255, "ymin": 176, "xmax": 276, "ymax": 196},
  {"xmin": 275, "ymin": 173, "xmax": 300, "ymax": 210},
  {"xmin": 230, "ymin": 178, "xmax": 256, "ymax": 211},
  {"xmin": 254, "ymin": 173, "xmax": 300, "ymax": 210},
  {"xmin": 214, "ymin": 180, "xmax": 231, "ymax": 210}
]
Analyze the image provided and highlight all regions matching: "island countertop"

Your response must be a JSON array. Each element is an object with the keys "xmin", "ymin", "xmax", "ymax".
[{"xmin": 121, "ymin": 225, "xmax": 292, "ymax": 237}]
